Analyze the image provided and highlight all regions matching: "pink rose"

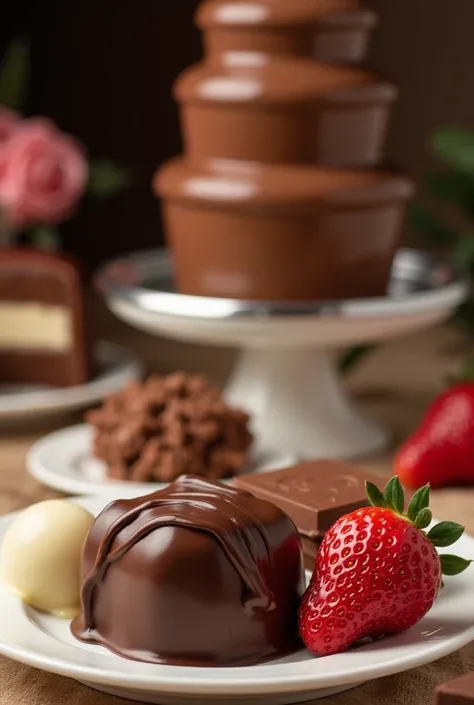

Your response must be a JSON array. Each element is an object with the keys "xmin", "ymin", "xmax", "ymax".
[
  {"xmin": 0, "ymin": 108, "xmax": 20, "ymax": 146},
  {"xmin": 0, "ymin": 118, "xmax": 89, "ymax": 228}
]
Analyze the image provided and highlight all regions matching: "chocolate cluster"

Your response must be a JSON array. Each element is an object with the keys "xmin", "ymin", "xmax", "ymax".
[{"xmin": 87, "ymin": 372, "xmax": 253, "ymax": 482}]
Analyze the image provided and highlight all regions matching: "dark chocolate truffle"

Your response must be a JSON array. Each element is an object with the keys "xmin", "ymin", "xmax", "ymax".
[{"xmin": 71, "ymin": 476, "xmax": 305, "ymax": 666}]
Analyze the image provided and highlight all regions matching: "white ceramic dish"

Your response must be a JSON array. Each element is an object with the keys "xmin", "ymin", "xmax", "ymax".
[
  {"xmin": 0, "ymin": 342, "xmax": 143, "ymax": 421},
  {"xmin": 26, "ymin": 424, "xmax": 296, "ymax": 498},
  {"xmin": 1, "ymin": 497, "xmax": 474, "ymax": 705}
]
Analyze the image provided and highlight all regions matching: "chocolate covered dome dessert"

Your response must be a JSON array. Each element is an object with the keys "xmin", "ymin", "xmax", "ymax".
[
  {"xmin": 155, "ymin": 0, "xmax": 414, "ymax": 301},
  {"xmin": 71, "ymin": 476, "xmax": 305, "ymax": 666}
]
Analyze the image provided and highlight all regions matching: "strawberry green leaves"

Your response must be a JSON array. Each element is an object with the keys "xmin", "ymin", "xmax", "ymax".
[
  {"xmin": 427, "ymin": 522, "xmax": 466, "ymax": 547},
  {"xmin": 365, "ymin": 481, "xmax": 386, "ymax": 508},
  {"xmin": 366, "ymin": 476, "xmax": 405, "ymax": 513},
  {"xmin": 407, "ymin": 484, "xmax": 430, "ymax": 522},
  {"xmin": 384, "ymin": 477, "xmax": 405, "ymax": 514},
  {"xmin": 414, "ymin": 508, "xmax": 433, "ymax": 530},
  {"xmin": 364, "ymin": 476, "xmax": 471, "ymax": 577},
  {"xmin": 439, "ymin": 554, "xmax": 473, "ymax": 576}
]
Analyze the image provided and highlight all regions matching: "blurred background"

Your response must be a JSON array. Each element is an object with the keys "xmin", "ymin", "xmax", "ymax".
[{"xmin": 2, "ymin": 0, "xmax": 473, "ymax": 268}]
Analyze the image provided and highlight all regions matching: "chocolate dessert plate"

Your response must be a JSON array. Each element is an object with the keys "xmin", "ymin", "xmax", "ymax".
[
  {"xmin": 97, "ymin": 248, "xmax": 467, "ymax": 461},
  {"xmin": 1, "ymin": 495, "xmax": 474, "ymax": 705},
  {"xmin": 26, "ymin": 423, "xmax": 296, "ymax": 497},
  {"xmin": 0, "ymin": 343, "xmax": 143, "ymax": 423}
]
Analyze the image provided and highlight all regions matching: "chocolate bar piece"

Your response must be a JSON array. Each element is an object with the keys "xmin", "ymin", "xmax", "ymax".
[
  {"xmin": 300, "ymin": 536, "xmax": 320, "ymax": 572},
  {"xmin": 233, "ymin": 460, "xmax": 386, "ymax": 539},
  {"xmin": 0, "ymin": 249, "xmax": 92, "ymax": 388},
  {"xmin": 436, "ymin": 672, "xmax": 474, "ymax": 704}
]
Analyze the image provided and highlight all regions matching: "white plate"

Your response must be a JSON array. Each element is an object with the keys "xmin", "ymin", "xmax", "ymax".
[
  {"xmin": 0, "ymin": 342, "xmax": 143, "ymax": 421},
  {"xmin": 0, "ymin": 497, "xmax": 474, "ymax": 705},
  {"xmin": 26, "ymin": 423, "xmax": 297, "ymax": 498}
]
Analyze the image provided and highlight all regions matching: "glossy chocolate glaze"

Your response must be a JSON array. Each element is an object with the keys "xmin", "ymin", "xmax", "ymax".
[
  {"xmin": 198, "ymin": 0, "xmax": 361, "ymax": 27},
  {"xmin": 71, "ymin": 476, "xmax": 305, "ymax": 667},
  {"xmin": 312, "ymin": 8, "xmax": 378, "ymax": 64},
  {"xmin": 157, "ymin": 159, "xmax": 414, "ymax": 300},
  {"xmin": 197, "ymin": 1, "xmax": 378, "ymax": 64},
  {"xmin": 176, "ymin": 53, "xmax": 396, "ymax": 168},
  {"xmin": 0, "ymin": 249, "xmax": 91, "ymax": 387}
]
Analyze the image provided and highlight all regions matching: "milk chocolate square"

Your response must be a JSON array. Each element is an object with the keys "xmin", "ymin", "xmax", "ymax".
[
  {"xmin": 436, "ymin": 672, "xmax": 474, "ymax": 705},
  {"xmin": 300, "ymin": 536, "xmax": 320, "ymax": 572},
  {"xmin": 234, "ymin": 460, "xmax": 386, "ymax": 539}
]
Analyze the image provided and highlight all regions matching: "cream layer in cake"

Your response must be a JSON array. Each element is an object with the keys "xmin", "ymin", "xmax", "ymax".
[{"xmin": 0, "ymin": 303, "xmax": 71, "ymax": 351}]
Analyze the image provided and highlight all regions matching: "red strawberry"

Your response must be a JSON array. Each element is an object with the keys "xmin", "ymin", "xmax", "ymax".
[
  {"xmin": 395, "ymin": 382, "xmax": 474, "ymax": 490},
  {"xmin": 298, "ymin": 477, "xmax": 471, "ymax": 656}
]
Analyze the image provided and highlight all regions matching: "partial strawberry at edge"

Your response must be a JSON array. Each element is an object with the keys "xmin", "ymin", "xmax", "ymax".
[
  {"xmin": 395, "ymin": 383, "xmax": 474, "ymax": 490},
  {"xmin": 298, "ymin": 477, "xmax": 471, "ymax": 658}
]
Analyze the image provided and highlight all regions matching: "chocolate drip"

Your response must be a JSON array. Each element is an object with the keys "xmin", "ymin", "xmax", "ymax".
[{"xmin": 80, "ymin": 477, "xmax": 276, "ymax": 632}]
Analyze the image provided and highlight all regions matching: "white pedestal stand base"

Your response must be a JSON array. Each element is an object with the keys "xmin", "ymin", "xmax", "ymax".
[{"xmin": 226, "ymin": 348, "xmax": 387, "ymax": 459}]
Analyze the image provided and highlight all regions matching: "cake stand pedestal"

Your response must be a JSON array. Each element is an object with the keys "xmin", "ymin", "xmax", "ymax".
[
  {"xmin": 96, "ymin": 248, "xmax": 467, "ymax": 460},
  {"xmin": 225, "ymin": 348, "xmax": 386, "ymax": 459}
]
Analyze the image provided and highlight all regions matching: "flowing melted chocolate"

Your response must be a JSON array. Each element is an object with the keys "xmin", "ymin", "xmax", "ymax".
[{"xmin": 72, "ymin": 476, "xmax": 304, "ymax": 667}]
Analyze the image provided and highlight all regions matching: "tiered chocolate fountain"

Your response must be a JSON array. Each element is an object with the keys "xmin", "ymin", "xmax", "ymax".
[
  {"xmin": 98, "ymin": 0, "xmax": 466, "ymax": 461},
  {"xmin": 156, "ymin": 0, "xmax": 414, "ymax": 301}
]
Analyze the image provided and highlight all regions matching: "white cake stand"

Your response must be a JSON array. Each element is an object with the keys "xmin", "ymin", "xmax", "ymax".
[{"xmin": 95, "ymin": 248, "xmax": 467, "ymax": 460}]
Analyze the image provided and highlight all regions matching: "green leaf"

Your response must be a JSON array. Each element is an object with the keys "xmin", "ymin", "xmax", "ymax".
[
  {"xmin": 452, "ymin": 235, "xmax": 474, "ymax": 272},
  {"xmin": 407, "ymin": 484, "xmax": 430, "ymax": 522},
  {"xmin": 432, "ymin": 128, "xmax": 474, "ymax": 175},
  {"xmin": 88, "ymin": 159, "xmax": 131, "ymax": 198},
  {"xmin": 0, "ymin": 39, "xmax": 30, "ymax": 111},
  {"xmin": 338, "ymin": 345, "xmax": 376, "ymax": 375},
  {"xmin": 365, "ymin": 481, "xmax": 386, "ymax": 508},
  {"xmin": 407, "ymin": 202, "xmax": 457, "ymax": 246},
  {"xmin": 439, "ymin": 554, "xmax": 472, "ymax": 576},
  {"xmin": 425, "ymin": 171, "xmax": 474, "ymax": 219},
  {"xmin": 383, "ymin": 477, "xmax": 405, "ymax": 514},
  {"xmin": 427, "ymin": 522, "xmax": 465, "ymax": 548},
  {"xmin": 449, "ymin": 356, "xmax": 474, "ymax": 385},
  {"xmin": 414, "ymin": 508, "xmax": 433, "ymax": 530},
  {"xmin": 28, "ymin": 226, "xmax": 61, "ymax": 250}
]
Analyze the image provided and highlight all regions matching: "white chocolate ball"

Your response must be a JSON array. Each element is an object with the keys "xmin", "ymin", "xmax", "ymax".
[{"xmin": 1, "ymin": 500, "xmax": 94, "ymax": 618}]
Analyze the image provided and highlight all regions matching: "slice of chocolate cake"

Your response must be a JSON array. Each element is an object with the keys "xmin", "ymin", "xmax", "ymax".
[{"xmin": 0, "ymin": 249, "xmax": 92, "ymax": 388}]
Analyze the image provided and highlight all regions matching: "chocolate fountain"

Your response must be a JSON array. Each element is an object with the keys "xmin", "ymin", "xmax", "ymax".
[
  {"xmin": 156, "ymin": 0, "xmax": 414, "ymax": 301},
  {"xmin": 97, "ymin": 0, "xmax": 466, "ymax": 460}
]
